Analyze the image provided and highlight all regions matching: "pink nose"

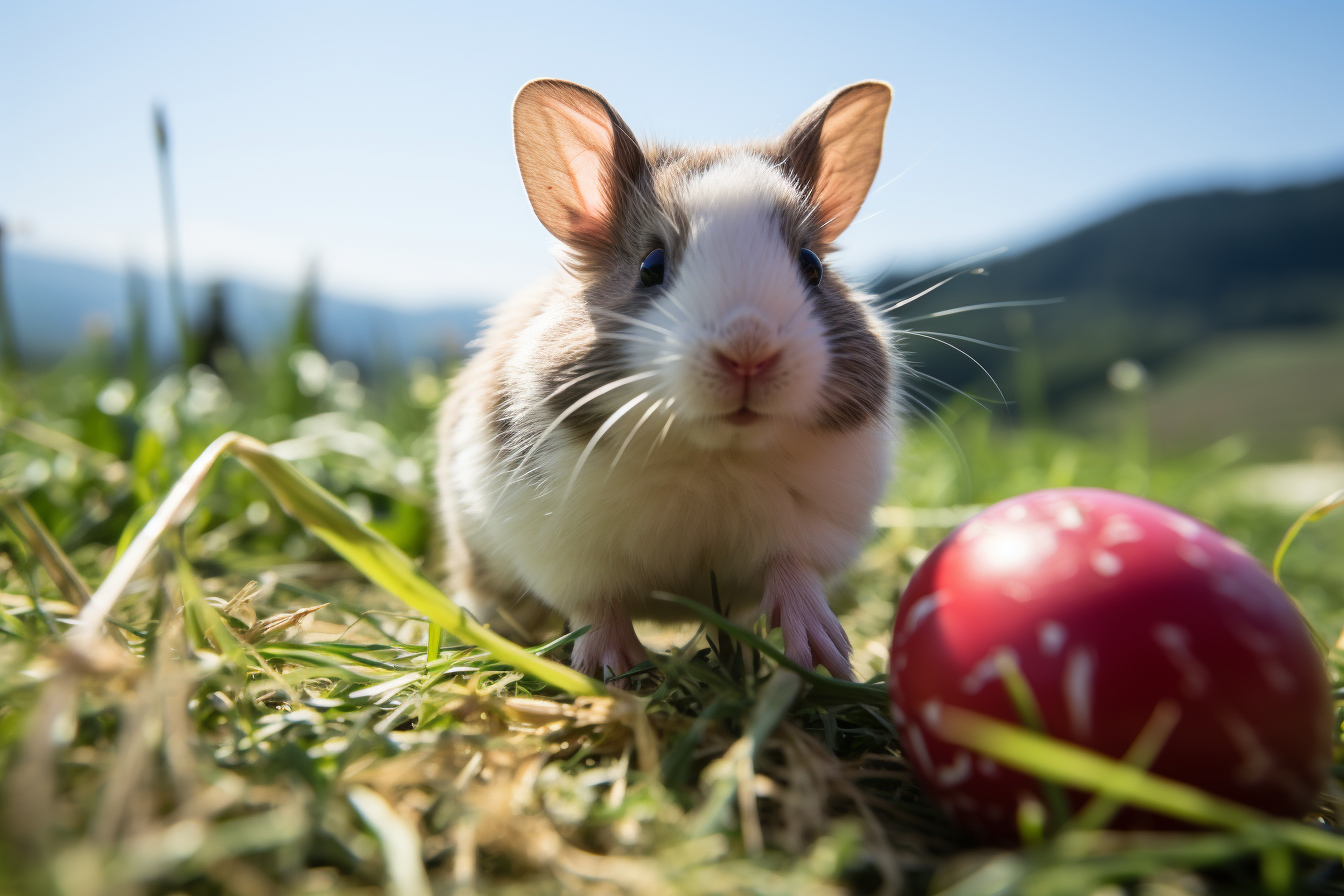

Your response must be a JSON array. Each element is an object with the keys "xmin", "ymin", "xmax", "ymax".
[{"xmin": 713, "ymin": 348, "xmax": 781, "ymax": 380}]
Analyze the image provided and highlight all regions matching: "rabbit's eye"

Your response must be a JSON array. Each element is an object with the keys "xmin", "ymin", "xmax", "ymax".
[
  {"xmin": 799, "ymin": 248, "xmax": 822, "ymax": 288},
  {"xmin": 639, "ymin": 248, "xmax": 665, "ymax": 288}
]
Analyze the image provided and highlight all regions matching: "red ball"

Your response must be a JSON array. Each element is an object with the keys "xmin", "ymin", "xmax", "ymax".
[{"xmin": 889, "ymin": 488, "xmax": 1332, "ymax": 843}]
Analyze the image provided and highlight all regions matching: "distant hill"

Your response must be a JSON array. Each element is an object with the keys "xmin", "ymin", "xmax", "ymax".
[
  {"xmin": 5, "ymin": 173, "xmax": 1342, "ymax": 401},
  {"xmin": 1, "ymin": 252, "xmax": 487, "ymax": 369},
  {"xmin": 873, "ymin": 174, "xmax": 1344, "ymax": 406}
]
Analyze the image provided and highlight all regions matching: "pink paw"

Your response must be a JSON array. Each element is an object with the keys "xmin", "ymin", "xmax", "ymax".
[
  {"xmin": 569, "ymin": 607, "xmax": 648, "ymax": 687},
  {"xmin": 760, "ymin": 556, "xmax": 853, "ymax": 680}
]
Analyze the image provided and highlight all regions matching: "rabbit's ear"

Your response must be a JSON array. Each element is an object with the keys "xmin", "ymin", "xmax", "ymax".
[
  {"xmin": 781, "ymin": 81, "xmax": 892, "ymax": 245},
  {"xmin": 513, "ymin": 79, "xmax": 645, "ymax": 250}
]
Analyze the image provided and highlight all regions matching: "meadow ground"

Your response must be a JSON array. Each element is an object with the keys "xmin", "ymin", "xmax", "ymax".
[{"xmin": 0, "ymin": 331, "xmax": 1342, "ymax": 896}]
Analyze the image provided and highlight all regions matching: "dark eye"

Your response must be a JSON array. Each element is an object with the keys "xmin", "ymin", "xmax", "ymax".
[
  {"xmin": 799, "ymin": 248, "xmax": 822, "ymax": 287},
  {"xmin": 639, "ymin": 248, "xmax": 665, "ymax": 288}
]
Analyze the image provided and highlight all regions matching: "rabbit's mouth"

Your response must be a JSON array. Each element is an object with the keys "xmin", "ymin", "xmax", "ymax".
[{"xmin": 722, "ymin": 408, "xmax": 764, "ymax": 426}]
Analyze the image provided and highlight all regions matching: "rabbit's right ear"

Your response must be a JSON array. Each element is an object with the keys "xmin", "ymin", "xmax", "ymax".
[{"xmin": 513, "ymin": 79, "xmax": 645, "ymax": 251}]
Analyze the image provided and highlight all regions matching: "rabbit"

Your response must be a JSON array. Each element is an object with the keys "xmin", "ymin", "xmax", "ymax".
[{"xmin": 435, "ymin": 78, "xmax": 901, "ymax": 684}]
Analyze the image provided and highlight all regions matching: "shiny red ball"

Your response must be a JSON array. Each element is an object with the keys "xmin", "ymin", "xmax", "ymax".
[{"xmin": 889, "ymin": 488, "xmax": 1331, "ymax": 843}]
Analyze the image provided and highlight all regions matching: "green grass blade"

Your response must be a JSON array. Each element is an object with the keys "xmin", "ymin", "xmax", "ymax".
[
  {"xmin": 226, "ymin": 436, "xmax": 608, "ymax": 697},
  {"xmin": 1270, "ymin": 488, "xmax": 1343, "ymax": 655},
  {"xmin": 0, "ymin": 496, "xmax": 92, "ymax": 607},
  {"xmin": 932, "ymin": 703, "xmax": 1344, "ymax": 857},
  {"xmin": 653, "ymin": 591, "xmax": 888, "ymax": 706}
]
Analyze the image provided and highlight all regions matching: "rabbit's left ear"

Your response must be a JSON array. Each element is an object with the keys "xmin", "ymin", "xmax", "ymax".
[
  {"xmin": 513, "ymin": 79, "xmax": 646, "ymax": 252},
  {"xmin": 781, "ymin": 81, "xmax": 892, "ymax": 245}
]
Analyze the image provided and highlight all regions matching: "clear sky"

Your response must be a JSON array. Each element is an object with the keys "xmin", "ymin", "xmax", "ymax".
[{"xmin": 2, "ymin": 2, "xmax": 1341, "ymax": 306}]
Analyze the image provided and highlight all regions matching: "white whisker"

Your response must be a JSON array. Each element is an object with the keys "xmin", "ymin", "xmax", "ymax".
[
  {"xmin": 596, "ymin": 331, "xmax": 669, "ymax": 349},
  {"xmin": 607, "ymin": 397, "xmax": 666, "ymax": 479},
  {"xmin": 906, "ymin": 393, "xmax": 972, "ymax": 496},
  {"xmin": 904, "ymin": 330, "xmax": 1018, "ymax": 352},
  {"xmin": 907, "ymin": 370, "xmax": 991, "ymax": 411},
  {"xmin": 872, "ymin": 247, "xmax": 1008, "ymax": 301},
  {"xmin": 896, "ymin": 297, "xmax": 1064, "ymax": 325},
  {"xmin": 587, "ymin": 306, "xmax": 680, "ymax": 340},
  {"xmin": 497, "ymin": 370, "xmax": 661, "ymax": 504},
  {"xmin": 662, "ymin": 291, "xmax": 695, "ymax": 324},
  {"xmin": 545, "ymin": 366, "xmax": 627, "ymax": 402},
  {"xmin": 653, "ymin": 298, "xmax": 688, "ymax": 328},
  {"xmin": 563, "ymin": 391, "xmax": 652, "ymax": 501},
  {"xmin": 641, "ymin": 401, "xmax": 677, "ymax": 470},
  {"xmin": 879, "ymin": 273, "xmax": 960, "ymax": 314},
  {"xmin": 908, "ymin": 332, "xmax": 1010, "ymax": 410}
]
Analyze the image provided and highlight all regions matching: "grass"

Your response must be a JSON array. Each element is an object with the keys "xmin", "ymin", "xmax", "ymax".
[{"xmin": 1, "ymin": 313, "xmax": 1343, "ymax": 895}]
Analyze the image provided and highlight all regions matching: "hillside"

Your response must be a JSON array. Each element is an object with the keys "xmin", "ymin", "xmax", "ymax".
[
  {"xmin": 875, "ymin": 174, "xmax": 1344, "ymax": 411},
  {"xmin": 3, "ymin": 174, "xmax": 1342, "ymax": 435}
]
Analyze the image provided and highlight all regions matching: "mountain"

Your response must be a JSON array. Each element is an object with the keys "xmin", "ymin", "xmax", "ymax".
[
  {"xmin": 871, "ymin": 174, "xmax": 1344, "ymax": 407},
  {"xmin": 0, "ymin": 251, "xmax": 487, "ymax": 368},
  {"xmin": 5, "ymin": 172, "xmax": 1342, "ymax": 406}
]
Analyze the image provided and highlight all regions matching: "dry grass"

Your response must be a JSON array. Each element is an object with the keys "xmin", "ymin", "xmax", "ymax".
[{"xmin": 1, "ymin": 340, "xmax": 1343, "ymax": 895}]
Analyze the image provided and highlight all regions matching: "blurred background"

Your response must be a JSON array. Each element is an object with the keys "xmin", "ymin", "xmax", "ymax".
[
  {"xmin": 2, "ymin": 1, "xmax": 1342, "ymax": 457},
  {"xmin": 1, "ymin": 1, "xmax": 1342, "ymax": 575},
  {"xmin": 2, "ymin": 9, "xmax": 1344, "ymax": 888}
]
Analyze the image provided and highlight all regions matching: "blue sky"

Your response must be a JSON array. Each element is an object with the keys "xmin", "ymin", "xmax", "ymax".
[{"xmin": 2, "ymin": 1, "xmax": 1341, "ymax": 306}]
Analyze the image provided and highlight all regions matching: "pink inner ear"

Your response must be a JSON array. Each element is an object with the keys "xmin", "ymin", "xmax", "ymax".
[
  {"xmin": 549, "ymin": 100, "xmax": 616, "ymax": 230},
  {"xmin": 565, "ymin": 145, "xmax": 610, "ymax": 223}
]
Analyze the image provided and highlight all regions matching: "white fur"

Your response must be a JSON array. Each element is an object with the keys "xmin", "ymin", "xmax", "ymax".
[
  {"xmin": 632, "ymin": 155, "xmax": 831, "ymax": 451},
  {"xmin": 443, "ymin": 154, "xmax": 898, "ymax": 630}
]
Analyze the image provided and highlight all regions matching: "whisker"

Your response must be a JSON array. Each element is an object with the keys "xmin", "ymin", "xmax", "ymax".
[
  {"xmin": 595, "ymin": 331, "xmax": 669, "ymax": 349},
  {"xmin": 873, "ymin": 139, "xmax": 943, "ymax": 193},
  {"xmin": 872, "ymin": 247, "xmax": 1008, "ymax": 301},
  {"xmin": 909, "ymin": 368, "xmax": 1013, "ymax": 410},
  {"xmin": 653, "ymin": 300, "xmax": 686, "ymax": 328},
  {"xmin": 896, "ymin": 297, "xmax": 1064, "ymax": 325},
  {"xmin": 906, "ymin": 370, "xmax": 991, "ymax": 411},
  {"xmin": 878, "ymin": 273, "xmax": 961, "ymax": 314},
  {"xmin": 641, "ymin": 402, "xmax": 677, "ymax": 470},
  {"xmin": 905, "ymin": 393, "xmax": 972, "ymax": 498},
  {"xmin": 587, "ymin": 306, "xmax": 679, "ymax": 340},
  {"xmin": 607, "ymin": 397, "xmax": 666, "ymax": 479},
  {"xmin": 496, "ymin": 370, "xmax": 661, "ymax": 504},
  {"xmin": 661, "ymin": 291, "xmax": 695, "ymax": 324},
  {"xmin": 906, "ymin": 332, "xmax": 1010, "ymax": 411},
  {"xmin": 563, "ymin": 391, "xmax": 652, "ymax": 501},
  {"xmin": 904, "ymin": 330, "xmax": 1019, "ymax": 352},
  {"xmin": 544, "ymin": 367, "xmax": 623, "ymax": 402}
]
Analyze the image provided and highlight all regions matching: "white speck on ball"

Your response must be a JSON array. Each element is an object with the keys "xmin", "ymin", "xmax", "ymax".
[
  {"xmin": 1177, "ymin": 541, "xmax": 1211, "ymax": 569},
  {"xmin": 1091, "ymin": 550, "xmax": 1123, "ymax": 577},
  {"xmin": 899, "ymin": 591, "xmax": 947, "ymax": 642},
  {"xmin": 1164, "ymin": 513, "xmax": 1203, "ymax": 540},
  {"xmin": 1260, "ymin": 660, "xmax": 1296, "ymax": 694},
  {"xmin": 937, "ymin": 751, "xmax": 973, "ymax": 787},
  {"xmin": 961, "ymin": 648, "xmax": 1014, "ymax": 694},
  {"xmin": 922, "ymin": 699, "xmax": 943, "ymax": 727},
  {"xmin": 1064, "ymin": 648, "xmax": 1095, "ymax": 739},
  {"xmin": 1219, "ymin": 710, "xmax": 1273, "ymax": 785},
  {"xmin": 905, "ymin": 722, "xmax": 935, "ymax": 776},
  {"xmin": 1153, "ymin": 624, "xmax": 1211, "ymax": 697},
  {"xmin": 1038, "ymin": 621, "xmax": 1067, "ymax": 657},
  {"xmin": 1055, "ymin": 504, "xmax": 1084, "ymax": 530},
  {"xmin": 1099, "ymin": 514, "xmax": 1144, "ymax": 546}
]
